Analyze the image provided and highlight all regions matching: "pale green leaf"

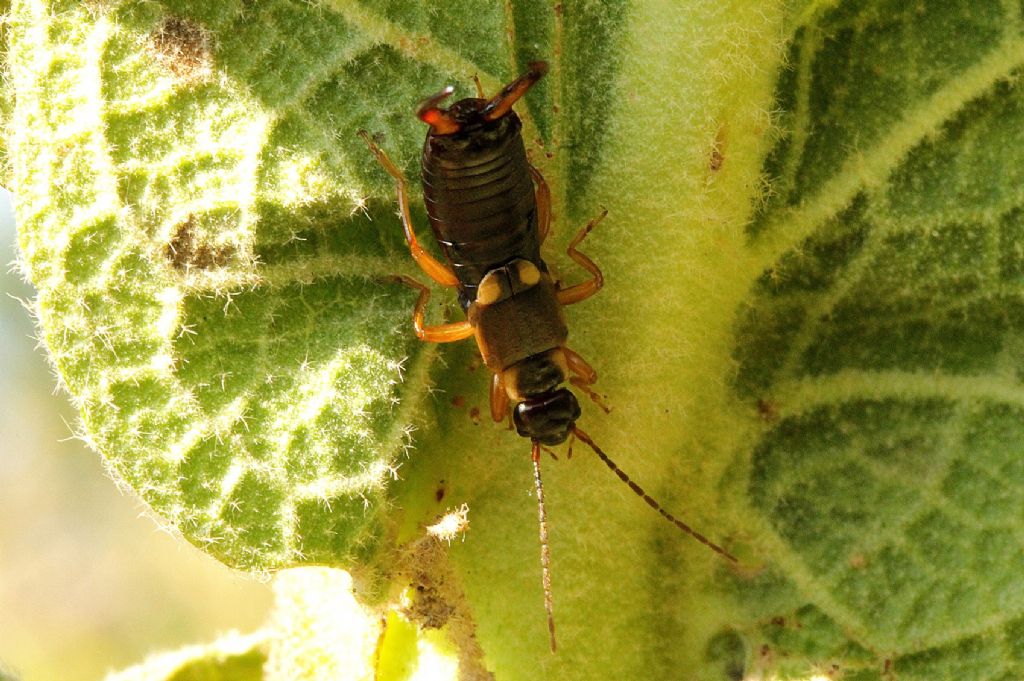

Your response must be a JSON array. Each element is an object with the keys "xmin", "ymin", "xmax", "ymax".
[{"xmin": 103, "ymin": 631, "xmax": 267, "ymax": 681}]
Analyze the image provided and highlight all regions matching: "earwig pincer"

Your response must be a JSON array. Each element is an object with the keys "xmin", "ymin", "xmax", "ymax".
[{"xmin": 359, "ymin": 61, "xmax": 736, "ymax": 652}]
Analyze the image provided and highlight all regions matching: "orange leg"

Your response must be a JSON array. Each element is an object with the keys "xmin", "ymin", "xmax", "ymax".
[
  {"xmin": 472, "ymin": 73, "xmax": 486, "ymax": 98},
  {"xmin": 556, "ymin": 210, "xmax": 606, "ymax": 305},
  {"xmin": 563, "ymin": 346, "xmax": 611, "ymax": 413},
  {"xmin": 490, "ymin": 372, "xmax": 510, "ymax": 423},
  {"xmin": 529, "ymin": 165, "xmax": 552, "ymax": 244},
  {"xmin": 392, "ymin": 276, "xmax": 474, "ymax": 343},
  {"xmin": 358, "ymin": 131, "xmax": 459, "ymax": 288}
]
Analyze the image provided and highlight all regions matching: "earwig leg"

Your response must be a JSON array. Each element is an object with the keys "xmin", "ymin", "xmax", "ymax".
[
  {"xmin": 358, "ymin": 131, "xmax": 460, "ymax": 288},
  {"xmin": 556, "ymin": 209, "xmax": 606, "ymax": 306},
  {"xmin": 570, "ymin": 377, "xmax": 611, "ymax": 414},
  {"xmin": 564, "ymin": 346, "xmax": 611, "ymax": 413},
  {"xmin": 529, "ymin": 165, "xmax": 552, "ymax": 244},
  {"xmin": 391, "ymin": 275, "xmax": 474, "ymax": 343},
  {"xmin": 563, "ymin": 346, "xmax": 597, "ymax": 383},
  {"xmin": 472, "ymin": 73, "xmax": 486, "ymax": 99},
  {"xmin": 490, "ymin": 372, "xmax": 510, "ymax": 423}
]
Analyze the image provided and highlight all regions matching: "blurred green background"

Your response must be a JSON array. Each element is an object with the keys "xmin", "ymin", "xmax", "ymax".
[{"xmin": 0, "ymin": 187, "xmax": 273, "ymax": 681}]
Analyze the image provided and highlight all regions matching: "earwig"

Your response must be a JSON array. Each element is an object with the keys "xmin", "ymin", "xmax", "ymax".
[{"xmin": 359, "ymin": 61, "xmax": 735, "ymax": 652}]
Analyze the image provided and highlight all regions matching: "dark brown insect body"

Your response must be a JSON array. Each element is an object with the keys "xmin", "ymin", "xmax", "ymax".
[
  {"xmin": 359, "ymin": 62, "xmax": 735, "ymax": 653},
  {"xmin": 422, "ymin": 99, "xmax": 540, "ymax": 306}
]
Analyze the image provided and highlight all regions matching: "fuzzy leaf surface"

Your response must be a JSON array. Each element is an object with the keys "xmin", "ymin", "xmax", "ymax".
[{"xmin": 8, "ymin": 0, "xmax": 1024, "ymax": 679}]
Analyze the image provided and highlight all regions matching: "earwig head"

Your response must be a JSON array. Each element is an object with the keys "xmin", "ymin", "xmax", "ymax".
[
  {"xmin": 417, "ymin": 61, "xmax": 548, "ymax": 137},
  {"xmin": 514, "ymin": 388, "xmax": 581, "ymax": 446}
]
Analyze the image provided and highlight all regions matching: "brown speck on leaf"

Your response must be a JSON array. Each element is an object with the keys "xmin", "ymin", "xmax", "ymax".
[
  {"xmin": 435, "ymin": 481, "xmax": 446, "ymax": 503},
  {"xmin": 451, "ymin": 395, "xmax": 466, "ymax": 409},
  {"xmin": 770, "ymin": 616, "xmax": 785, "ymax": 627},
  {"xmin": 148, "ymin": 16, "xmax": 213, "ymax": 82},
  {"xmin": 165, "ymin": 214, "xmax": 235, "ymax": 271},
  {"xmin": 710, "ymin": 123, "xmax": 727, "ymax": 171},
  {"xmin": 848, "ymin": 553, "xmax": 867, "ymax": 569},
  {"xmin": 709, "ymin": 145, "xmax": 725, "ymax": 171},
  {"xmin": 757, "ymin": 398, "xmax": 780, "ymax": 422},
  {"xmin": 554, "ymin": 3, "xmax": 563, "ymax": 16},
  {"xmin": 409, "ymin": 580, "xmax": 456, "ymax": 629},
  {"xmin": 469, "ymin": 406, "xmax": 481, "ymax": 424}
]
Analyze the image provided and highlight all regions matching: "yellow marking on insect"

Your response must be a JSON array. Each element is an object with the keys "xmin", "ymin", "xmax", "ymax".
[
  {"xmin": 501, "ymin": 364, "xmax": 525, "ymax": 401},
  {"xmin": 549, "ymin": 347, "xmax": 569, "ymax": 381},
  {"xmin": 476, "ymin": 270, "xmax": 505, "ymax": 305},
  {"xmin": 514, "ymin": 259, "xmax": 541, "ymax": 287}
]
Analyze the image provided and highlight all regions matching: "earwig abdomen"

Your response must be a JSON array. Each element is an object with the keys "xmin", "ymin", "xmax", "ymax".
[{"xmin": 421, "ymin": 110, "xmax": 541, "ymax": 308}]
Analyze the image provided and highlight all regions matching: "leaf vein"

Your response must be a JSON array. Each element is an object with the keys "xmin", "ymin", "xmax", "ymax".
[
  {"xmin": 747, "ymin": 37, "xmax": 1024, "ymax": 278},
  {"xmin": 176, "ymin": 253, "xmax": 420, "ymax": 293},
  {"xmin": 774, "ymin": 26, "xmax": 820, "ymax": 209},
  {"xmin": 322, "ymin": 0, "xmax": 500, "ymax": 85},
  {"xmin": 772, "ymin": 369, "xmax": 1024, "ymax": 418}
]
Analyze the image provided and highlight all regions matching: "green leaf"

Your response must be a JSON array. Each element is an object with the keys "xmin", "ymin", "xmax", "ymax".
[
  {"xmin": 8, "ymin": 0, "xmax": 439, "ymax": 572},
  {"xmin": 730, "ymin": 1, "xmax": 1024, "ymax": 677},
  {"xmin": 7, "ymin": 0, "xmax": 1024, "ymax": 679},
  {"xmin": 103, "ymin": 632, "xmax": 267, "ymax": 681}
]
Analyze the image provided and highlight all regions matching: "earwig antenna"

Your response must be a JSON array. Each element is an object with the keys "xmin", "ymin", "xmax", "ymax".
[
  {"xmin": 531, "ymin": 440, "xmax": 558, "ymax": 652},
  {"xmin": 417, "ymin": 85, "xmax": 461, "ymax": 135},
  {"xmin": 571, "ymin": 427, "xmax": 738, "ymax": 564},
  {"xmin": 481, "ymin": 61, "xmax": 549, "ymax": 121}
]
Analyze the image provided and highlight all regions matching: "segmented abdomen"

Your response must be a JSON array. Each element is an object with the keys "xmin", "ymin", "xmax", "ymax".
[{"xmin": 421, "ymin": 122, "xmax": 540, "ymax": 308}]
